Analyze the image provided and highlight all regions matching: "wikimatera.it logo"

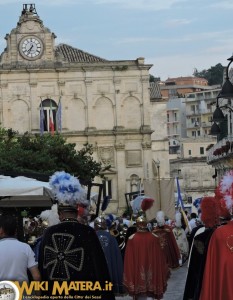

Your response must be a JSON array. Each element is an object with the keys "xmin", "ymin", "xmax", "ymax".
[{"xmin": 0, "ymin": 281, "xmax": 113, "ymax": 300}]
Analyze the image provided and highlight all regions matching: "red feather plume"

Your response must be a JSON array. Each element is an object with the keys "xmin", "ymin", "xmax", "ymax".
[
  {"xmin": 201, "ymin": 196, "xmax": 220, "ymax": 228},
  {"xmin": 141, "ymin": 197, "xmax": 154, "ymax": 212}
]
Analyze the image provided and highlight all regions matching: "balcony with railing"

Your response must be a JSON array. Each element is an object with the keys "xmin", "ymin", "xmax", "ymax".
[{"xmin": 206, "ymin": 136, "xmax": 233, "ymax": 168}]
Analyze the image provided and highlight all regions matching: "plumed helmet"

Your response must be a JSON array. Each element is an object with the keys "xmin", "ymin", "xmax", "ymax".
[
  {"xmin": 49, "ymin": 171, "xmax": 88, "ymax": 211},
  {"xmin": 136, "ymin": 213, "xmax": 147, "ymax": 230},
  {"xmin": 201, "ymin": 196, "xmax": 220, "ymax": 228},
  {"xmin": 136, "ymin": 214, "xmax": 147, "ymax": 224}
]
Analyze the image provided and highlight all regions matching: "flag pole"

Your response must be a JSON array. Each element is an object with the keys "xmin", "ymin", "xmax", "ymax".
[{"xmin": 157, "ymin": 160, "xmax": 161, "ymax": 210}]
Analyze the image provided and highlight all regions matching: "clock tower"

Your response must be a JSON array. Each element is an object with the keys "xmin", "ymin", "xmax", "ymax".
[{"xmin": 1, "ymin": 3, "xmax": 57, "ymax": 64}]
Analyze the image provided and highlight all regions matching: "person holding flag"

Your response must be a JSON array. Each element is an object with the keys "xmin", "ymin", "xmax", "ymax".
[{"xmin": 176, "ymin": 177, "xmax": 190, "ymax": 234}]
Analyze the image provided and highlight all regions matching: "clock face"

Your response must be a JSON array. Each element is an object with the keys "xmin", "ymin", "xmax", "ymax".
[{"xmin": 19, "ymin": 36, "xmax": 43, "ymax": 60}]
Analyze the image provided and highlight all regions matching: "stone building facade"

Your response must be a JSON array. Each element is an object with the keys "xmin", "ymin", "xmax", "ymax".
[{"xmin": 0, "ymin": 4, "xmax": 154, "ymax": 214}]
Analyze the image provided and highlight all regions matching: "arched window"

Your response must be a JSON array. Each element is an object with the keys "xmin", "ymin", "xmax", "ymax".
[{"xmin": 40, "ymin": 99, "xmax": 58, "ymax": 133}]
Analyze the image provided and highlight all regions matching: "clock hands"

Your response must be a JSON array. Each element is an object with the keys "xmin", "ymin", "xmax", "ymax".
[{"xmin": 27, "ymin": 43, "xmax": 34, "ymax": 54}]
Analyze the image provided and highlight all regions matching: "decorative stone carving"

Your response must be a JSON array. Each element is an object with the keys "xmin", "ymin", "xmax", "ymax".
[
  {"xmin": 98, "ymin": 146, "xmax": 115, "ymax": 166},
  {"xmin": 115, "ymin": 142, "xmax": 125, "ymax": 150},
  {"xmin": 142, "ymin": 141, "xmax": 152, "ymax": 149}
]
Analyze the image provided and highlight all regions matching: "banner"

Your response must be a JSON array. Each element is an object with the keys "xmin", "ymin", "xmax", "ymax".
[
  {"xmin": 49, "ymin": 100, "xmax": 55, "ymax": 135},
  {"xmin": 176, "ymin": 176, "xmax": 185, "ymax": 210},
  {"xmin": 143, "ymin": 178, "xmax": 175, "ymax": 221},
  {"xmin": 56, "ymin": 96, "xmax": 62, "ymax": 133}
]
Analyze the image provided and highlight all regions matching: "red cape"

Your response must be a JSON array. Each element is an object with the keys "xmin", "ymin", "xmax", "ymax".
[
  {"xmin": 153, "ymin": 225, "xmax": 180, "ymax": 268},
  {"xmin": 123, "ymin": 231, "xmax": 170, "ymax": 299},
  {"xmin": 200, "ymin": 221, "xmax": 233, "ymax": 300}
]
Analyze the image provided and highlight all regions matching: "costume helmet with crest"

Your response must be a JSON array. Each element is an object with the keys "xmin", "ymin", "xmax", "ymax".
[
  {"xmin": 200, "ymin": 196, "xmax": 220, "ymax": 228},
  {"xmin": 49, "ymin": 171, "xmax": 89, "ymax": 217},
  {"xmin": 135, "ymin": 197, "xmax": 154, "ymax": 231}
]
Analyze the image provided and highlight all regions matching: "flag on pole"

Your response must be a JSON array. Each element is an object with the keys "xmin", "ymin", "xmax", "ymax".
[
  {"xmin": 176, "ymin": 177, "xmax": 190, "ymax": 232},
  {"xmin": 40, "ymin": 99, "xmax": 45, "ymax": 136},
  {"xmin": 56, "ymin": 95, "xmax": 62, "ymax": 133},
  {"xmin": 49, "ymin": 100, "xmax": 55, "ymax": 135},
  {"xmin": 176, "ymin": 177, "xmax": 184, "ymax": 210}
]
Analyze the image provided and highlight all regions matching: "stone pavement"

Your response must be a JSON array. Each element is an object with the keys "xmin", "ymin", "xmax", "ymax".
[{"xmin": 116, "ymin": 262, "xmax": 188, "ymax": 300}]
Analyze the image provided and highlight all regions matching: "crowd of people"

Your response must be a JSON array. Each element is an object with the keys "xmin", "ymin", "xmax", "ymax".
[{"xmin": 0, "ymin": 170, "xmax": 233, "ymax": 300}]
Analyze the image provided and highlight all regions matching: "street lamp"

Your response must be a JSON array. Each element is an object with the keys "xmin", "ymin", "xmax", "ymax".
[
  {"xmin": 218, "ymin": 54, "xmax": 233, "ymax": 99},
  {"xmin": 212, "ymin": 97, "xmax": 225, "ymax": 122},
  {"xmin": 210, "ymin": 104, "xmax": 232, "ymax": 139},
  {"xmin": 210, "ymin": 53, "xmax": 233, "ymax": 138}
]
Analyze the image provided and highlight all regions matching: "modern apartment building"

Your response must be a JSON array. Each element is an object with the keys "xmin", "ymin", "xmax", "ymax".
[{"xmin": 160, "ymin": 76, "xmax": 211, "ymax": 99}]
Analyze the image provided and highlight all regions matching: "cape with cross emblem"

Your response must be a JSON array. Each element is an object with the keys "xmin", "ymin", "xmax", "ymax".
[{"xmin": 38, "ymin": 220, "xmax": 115, "ymax": 299}]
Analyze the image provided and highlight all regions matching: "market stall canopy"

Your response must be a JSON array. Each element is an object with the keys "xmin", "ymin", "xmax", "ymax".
[{"xmin": 0, "ymin": 175, "xmax": 53, "ymax": 207}]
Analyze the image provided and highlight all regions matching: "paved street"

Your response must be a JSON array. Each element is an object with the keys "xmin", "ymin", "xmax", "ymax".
[{"xmin": 116, "ymin": 262, "xmax": 188, "ymax": 300}]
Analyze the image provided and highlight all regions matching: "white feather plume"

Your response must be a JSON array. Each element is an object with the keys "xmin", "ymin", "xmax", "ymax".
[
  {"xmin": 40, "ymin": 204, "xmax": 60, "ymax": 226},
  {"xmin": 219, "ymin": 170, "xmax": 233, "ymax": 211},
  {"xmin": 175, "ymin": 212, "xmax": 182, "ymax": 228},
  {"xmin": 156, "ymin": 210, "xmax": 165, "ymax": 226}
]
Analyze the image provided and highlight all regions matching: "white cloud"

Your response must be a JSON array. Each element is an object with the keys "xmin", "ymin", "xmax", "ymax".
[
  {"xmin": 210, "ymin": 1, "xmax": 233, "ymax": 9},
  {"xmin": 164, "ymin": 19, "xmax": 193, "ymax": 28},
  {"xmin": 90, "ymin": 0, "xmax": 188, "ymax": 11},
  {"xmin": 112, "ymin": 29, "xmax": 233, "ymax": 46}
]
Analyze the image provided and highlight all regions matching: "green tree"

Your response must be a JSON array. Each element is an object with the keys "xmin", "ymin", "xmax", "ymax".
[
  {"xmin": 0, "ymin": 129, "xmax": 108, "ymax": 184},
  {"xmin": 149, "ymin": 74, "xmax": 161, "ymax": 82},
  {"xmin": 193, "ymin": 63, "xmax": 224, "ymax": 85}
]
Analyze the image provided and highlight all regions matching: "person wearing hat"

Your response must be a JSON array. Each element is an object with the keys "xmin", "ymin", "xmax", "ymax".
[
  {"xmin": 94, "ymin": 215, "xmax": 124, "ymax": 295},
  {"xmin": 172, "ymin": 211, "xmax": 189, "ymax": 266},
  {"xmin": 153, "ymin": 210, "xmax": 180, "ymax": 269},
  {"xmin": 183, "ymin": 196, "xmax": 220, "ymax": 300},
  {"xmin": 199, "ymin": 171, "xmax": 233, "ymax": 300},
  {"xmin": 123, "ymin": 198, "xmax": 170, "ymax": 300},
  {"xmin": 38, "ymin": 171, "xmax": 115, "ymax": 299}
]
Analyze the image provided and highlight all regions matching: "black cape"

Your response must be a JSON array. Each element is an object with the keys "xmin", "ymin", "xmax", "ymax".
[
  {"xmin": 38, "ymin": 220, "xmax": 115, "ymax": 299},
  {"xmin": 183, "ymin": 228, "xmax": 215, "ymax": 300}
]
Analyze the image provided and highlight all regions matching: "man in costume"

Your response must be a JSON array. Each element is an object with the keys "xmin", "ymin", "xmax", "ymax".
[
  {"xmin": 183, "ymin": 196, "xmax": 220, "ymax": 300},
  {"xmin": 123, "ymin": 198, "xmax": 170, "ymax": 300},
  {"xmin": 153, "ymin": 210, "xmax": 180, "ymax": 269},
  {"xmin": 199, "ymin": 170, "xmax": 233, "ymax": 300},
  {"xmin": 38, "ymin": 171, "xmax": 115, "ymax": 299},
  {"xmin": 94, "ymin": 215, "xmax": 124, "ymax": 295},
  {"xmin": 172, "ymin": 211, "xmax": 189, "ymax": 266}
]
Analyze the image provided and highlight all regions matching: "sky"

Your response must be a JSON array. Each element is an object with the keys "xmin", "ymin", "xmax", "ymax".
[{"xmin": 0, "ymin": 0, "xmax": 232, "ymax": 81}]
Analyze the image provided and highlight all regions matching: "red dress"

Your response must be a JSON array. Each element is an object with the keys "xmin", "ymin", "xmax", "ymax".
[
  {"xmin": 123, "ymin": 231, "xmax": 170, "ymax": 299},
  {"xmin": 199, "ymin": 221, "xmax": 233, "ymax": 300},
  {"xmin": 153, "ymin": 225, "xmax": 180, "ymax": 268}
]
